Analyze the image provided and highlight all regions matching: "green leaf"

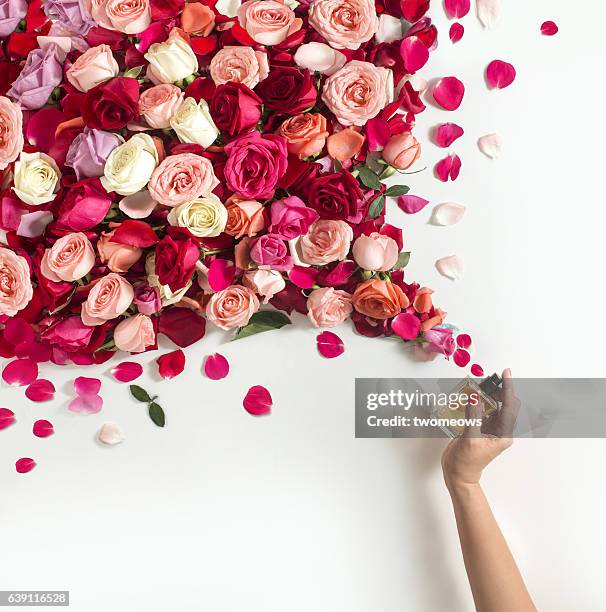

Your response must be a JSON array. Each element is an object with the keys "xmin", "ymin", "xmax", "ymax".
[
  {"xmin": 123, "ymin": 65, "xmax": 143, "ymax": 79},
  {"xmin": 148, "ymin": 402, "xmax": 166, "ymax": 428},
  {"xmin": 234, "ymin": 311, "xmax": 292, "ymax": 340},
  {"xmin": 357, "ymin": 166, "xmax": 382, "ymax": 191},
  {"xmin": 130, "ymin": 385, "xmax": 151, "ymax": 403},
  {"xmin": 368, "ymin": 195, "xmax": 385, "ymax": 219},
  {"xmin": 385, "ymin": 184, "xmax": 410, "ymax": 197},
  {"xmin": 393, "ymin": 251, "xmax": 411, "ymax": 270}
]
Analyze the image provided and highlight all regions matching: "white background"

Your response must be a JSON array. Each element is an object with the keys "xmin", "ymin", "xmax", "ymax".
[{"xmin": 2, "ymin": 1, "xmax": 606, "ymax": 610}]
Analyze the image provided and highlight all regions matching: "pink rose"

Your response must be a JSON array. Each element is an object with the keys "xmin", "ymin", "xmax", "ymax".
[
  {"xmin": 139, "ymin": 84, "xmax": 184, "ymax": 129},
  {"xmin": 98, "ymin": 230, "xmax": 143, "ymax": 273},
  {"xmin": 423, "ymin": 327, "xmax": 455, "ymax": 356},
  {"xmin": 0, "ymin": 248, "xmax": 33, "ymax": 316},
  {"xmin": 81, "ymin": 272, "xmax": 134, "ymax": 326},
  {"xmin": 382, "ymin": 132, "xmax": 421, "ymax": 170},
  {"xmin": 0, "ymin": 96, "xmax": 24, "ymax": 170},
  {"xmin": 250, "ymin": 233, "xmax": 293, "ymax": 271},
  {"xmin": 206, "ymin": 285, "xmax": 260, "ymax": 330},
  {"xmin": 114, "ymin": 313, "xmax": 155, "ymax": 352},
  {"xmin": 148, "ymin": 153, "xmax": 219, "ymax": 207},
  {"xmin": 297, "ymin": 219, "xmax": 353, "ymax": 266},
  {"xmin": 322, "ymin": 61, "xmax": 393, "ymax": 127},
  {"xmin": 66, "ymin": 44, "xmax": 119, "ymax": 92},
  {"xmin": 243, "ymin": 269, "xmax": 285, "ymax": 304},
  {"xmin": 224, "ymin": 197, "xmax": 265, "ymax": 239},
  {"xmin": 133, "ymin": 283, "xmax": 161, "ymax": 315},
  {"xmin": 40, "ymin": 232, "xmax": 96, "ymax": 282},
  {"xmin": 88, "ymin": 0, "xmax": 151, "ymax": 34},
  {"xmin": 308, "ymin": 0, "xmax": 378, "ymax": 50},
  {"xmin": 352, "ymin": 232, "xmax": 399, "ymax": 271},
  {"xmin": 209, "ymin": 46, "xmax": 269, "ymax": 90},
  {"xmin": 269, "ymin": 196, "xmax": 319, "ymax": 240},
  {"xmin": 237, "ymin": 0, "xmax": 302, "ymax": 46},
  {"xmin": 306, "ymin": 287, "xmax": 353, "ymax": 327}
]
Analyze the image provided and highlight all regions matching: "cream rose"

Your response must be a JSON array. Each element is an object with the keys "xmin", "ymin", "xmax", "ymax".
[
  {"xmin": 209, "ymin": 46, "xmax": 269, "ymax": 89},
  {"xmin": 169, "ymin": 97, "xmax": 219, "ymax": 148},
  {"xmin": 0, "ymin": 248, "xmax": 33, "ymax": 316},
  {"xmin": 144, "ymin": 28, "xmax": 198, "ymax": 84},
  {"xmin": 167, "ymin": 193, "xmax": 228, "ymax": 238},
  {"xmin": 145, "ymin": 253, "xmax": 192, "ymax": 306},
  {"xmin": 40, "ymin": 233, "xmax": 96, "ymax": 282},
  {"xmin": 0, "ymin": 96, "xmax": 24, "ymax": 170},
  {"xmin": 66, "ymin": 44, "xmax": 119, "ymax": 92},
  {"xmin": 139, "ymin": 84, "xmax": 184, "ymax": 129},
  {"xmin": 101, "ymin": 133, "xmax": 158, "ymax": 196},
  {"xmin": 13, "ymin": 152, "xmax": 61, "ymax": 206},
  {"xmin": 81, "ymin": 272, "xmax": 134, "ymax": 326}
]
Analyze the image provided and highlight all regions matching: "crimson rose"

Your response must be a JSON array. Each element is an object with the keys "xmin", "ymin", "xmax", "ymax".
[
  {"xmin": 256, "ymin": 67, "xmax": 317, "ymax": 114},
  {"xmin": 306, "ymin": 170, "xmax": 366, "ymax": 224},
  {"xmin": 82, "ymin": 77, "xmax": 140, "ymax": 130},
  {"xmin": 209, "ymin": 83, "xmax": 262, "ymax": 137},
  {"xmin": 154, "ymin": 228, "xmax": 200, "ymax": 292}
]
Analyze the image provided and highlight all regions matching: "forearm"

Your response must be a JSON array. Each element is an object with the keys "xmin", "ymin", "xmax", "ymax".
[{"xmin": 448, "ymin": 482, "xmax": 536, "ymax": 612}]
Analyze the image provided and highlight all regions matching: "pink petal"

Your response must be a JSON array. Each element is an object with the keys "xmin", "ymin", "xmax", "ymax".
[
  {"xmin": 445, "ymin": 0, "xmax": 470, "ymax": 18},
  {"xmin": 204, "ymin": 353, "xmax": 230, "ymax": 380},
  {"xmin": 119, "ymin": 191, "xmax": 158, "ymax": 219},
  {"xmin": 2, "ymin": 358, "xmax": 38, "ymax": 386},
  {"xmin": 486, "ymin": 60, "xmax": 516, "ymax": 89},
  {"xmin": 400, "ymin": 36, "xmax": 429, "ymax": 73},
  {"xmin": 478, "ymin": 133, "xmax": 501, "ymax": 159},
  {"xmin": 391, "ymin": 312, "xmax": 421, "ymax": 340},
  {"xmin": 15, "ymin": 458, "xmax": 36, "ymax": 474},
  {"xmin": 289, "ymin": 265, "xmax": 319, "ymax": 289},
  {"xmin": 17, "ymin": 210, "xmax": 54, "ymax": 238},
  {"xmin": 471, "ymin": 363, "xmax": 484, "ymax": 376},
  {"xmin": 98, "ymin": 422, "xmax": 126, "ymax": 445},
  {"xmin": 435, "ymin": 123, "xmax": 464, "ymax": 147},
  {"xmin": 0, "ymin": 408, "xmax": 16, "ymax": 430},
  {"xmin": 541, "ymin": 20, "xmax": 558, "ymax": 36},
  {"xmin": 243, "ymin": 385, "xmax": 272, "ymax": 416},
  {"xmin": 449, "ymin": 22, "xmax": 464, "ymax": 42},
  {"xmin": 433, "ymin": 77, "xmax": 465, "ymax": 110},
  {"xmin": 397, "ymin": 194, "xmax": 429, "ymax": 214},
  {"xmin": 435, "ymin": 154, "xmax": 462, "ymax": 181},
  {"xmin": 453, "ymin": 348, "xmax": 471, "ymax": 367},
  {"xmin": 366, "ymin": 118, "xmax": 391, "ymax": 151},
  {"xmin": 430, "ymin": 202, "xmax": 466, "ymax": 225},
  {"xmin": 207, "ymin": 258, "xmax": 236, "ymax": 292},
  {"xmin": 316, "ymin": 331, "xmax": 345, "ymax": 358},
  {"xmin": 157, "ymin": 349, "xmax": 186, "ymax": 380},
  {"xmin": 110, "ymin": 361, "xmax": 143, "ymax": 383},
  {"xmin": 15, "ymin": 340, "xmax": 52, "ymax": 363},
  {"xmin": 456, "ymin": 333, "xmax": 472, "ymax": 348},
  {"xmin": 435, "ymin": 254, "xmax": 464, "ymax": 280},
  {"xmin": 33, "ymin": 419, "xmax": 54, "ymax": 438},
  {"xmin": 25, "ymin": 379, "xmax": 56, "ymax": 402},
  {"xmin": 68, "ymin": 394, "xmax": 103, "ymax": 414},
  {"xmin": 476, "ymin": 0, "xmax": 500, "ymax": 28},
  {"xmin": 4, "ymin": 318, "xmax": 35, "ymax": 345},
  {"xmin": 74, "ymin": 376, "xmax": 101, "ymax": 396}
]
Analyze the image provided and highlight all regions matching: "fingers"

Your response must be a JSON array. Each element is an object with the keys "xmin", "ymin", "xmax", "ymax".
[{"xmin": 498, "ymin": 368, "xmax": 520, "ymax": 437}]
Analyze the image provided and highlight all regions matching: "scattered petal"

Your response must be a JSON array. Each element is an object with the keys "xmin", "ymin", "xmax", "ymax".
[
  {"xmin": 478, "ymin": 133, "xmax": 501, "ymax": 159},
  {"xmin": 476, "ymin": 0, "xmax": 500, "ymax": 28},
  {"xmin": 486, "ymin": 60, "xmax": 516, "ymax": 89},
  {"xmin": 435, "ymin": 154, "xmax": 462, "ymax": 181},
  {"xmin": 204, "ymin": 353, "xmax": 230, "ymax": 379},
  {"xmin": 457, "ymin": 333, "xmax": 472, "ymax": 348},
  {"xmin": 208, "ymin": 258, "xmax": 236, "ymax": 292},
  {"xmin": 2, "ymin": 359, "xmax": 38, "ymax": 387},
  {"xmin": 158, "ymin": 307, "xmax": 206, "ymax": 348},
  {"xmin": 435, "ymin": 123, "xmax": 464, "ymax": 148},
  {"xmin": 14, "ymin": 340, "xmax": 52, "ymax": 363},
  {"xmin": 16, "ymin": 458, "xmax": 36, "ymax": 474},
  {"xmin": 430, "ymin": 202, "xmax": 466, "ymax": 225},
  {"xmin": 25, "ymin": 379, "xmax": 55, "ymax": 402},
  {"xmin": 74, "ymin": 376, "xmax": 101, "ymax": 396},
  {"xmin": 445, "ymin": 0, "xmax": 470, "ymax": 19},
  {"xmin": 289, "ymin": 265, "xmax": 319, "ymax": 289},
  {"xmin": 98, "ymin": 422, "xmax": 126, "ymax": 446},
  {"xmin": 33, "ymin": 419, "xmax": 54, "ymax": 438},
  {"xmin": 541, "ymin": 20, "xmax": 558, "ymax": 36},
  {"xmin": 433, "ymin": 76, "xmax": 465, "ymax": 110},
  {"xmin": 471, "ymin": 363, "xmax": 484, "ymax": 376},
  {"xmin": 327, "ymin": 128, "xmax": 365, "ymax": 161},
  {"xmin": 397, "ymin": 194, "xmax": 429, "ymax": 214},
  {"xmin": 0, "ymin": 408, "xmax": 16, "ymax": 430},
  {"xmin": 400, "ymin": 36, "xmax": 429, "ymax": 73},
  {"xmin": 435, "ymin": 255, "xmax": 464, "ymax": 280},
  {"xmin": 453, "ymin": 348, "xmax": 471, "ymax": 367},
  {"xmin": 157, "ymin": 349, "xmax": 186, "ymax": 380},
  {"xmin": 4, "ymin": 318, "xmax": 34, "ymax": 345},
  {"xmin": 110, "ymin": 361, "xmax": 143, "ymax": 383},
  {"xmin": 243, "ymin": 385, "xmax": 272, "ymax": 416},
  {"xmin": 391, "ymin": 313, "xmax": 421, "ymax": 340},
  {"xmin": 449, "ymin": 22, "xmax": 465, "ymax": 42},
  {"xmin": 316, "ymin": 331, "xmax": 345, "ymax": 358},
  {"xmin": 68, "ymin": 394, "xmax": 103, "ymax": 415}
]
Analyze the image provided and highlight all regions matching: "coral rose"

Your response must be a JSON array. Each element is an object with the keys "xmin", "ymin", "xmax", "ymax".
[
  {"xmin": 0, "ymin": 96, "xmax": 23, "ymax": 170},
  {"xmin": 0, "ymin": 248, "xmax": 33, "ymax": 316},
  {"xmin": 297, "ymin": 219, "xmax": 353, "ymax": 266},
  {"xmin": 277, "ymin": 113, "xmax": 329, "ymax": 159},
  {"xmin": 114, "ymin": 314, "xmax": 155, "ymax": 353},
  {"xmin": 40, "ymin": 232, "xmax": 96, "ymax": 282},
  {"xmin": 81, "ymin": 272, "xmax": 134, "ymax": 326},
  {"xmin": 224, "ymin": 197, "xmax": 265, "ymax": 239},
  {"xmin": 139, "ymin": 84, "xmax": 184, "ymax": 129},
  {"xmin": 98, "ymin": 230, "xmax": 143, "ymax": 273},
  {"xmin": 206, "ymin": 285, "xmax": 260, "ymax": 330},
  {"xmin": 237, "ymin": 0, "xmax": 302, "ymax": 46},
  {"xmin": 181, "ymin": 2, "xmax": 215, "ymax": 35},
  {"xmin": 382, "ymin": 132, "xmax": 421, "ymax": 170},
  {"xmin": 209, "ymin": 46, "xmax": 269, "ymax": 90},
  {"xmin": 352, "ymin": 232, "xmax": 399, "ymax": 272},
  {"xmin": 352, "ymin": 279, "xmax": 409, "ymax": 320},
  {"xmin": 306, "ymin": 287, "xmax": 353, "ymax": 328}
]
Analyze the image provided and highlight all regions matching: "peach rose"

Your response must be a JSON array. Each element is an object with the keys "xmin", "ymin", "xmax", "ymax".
[
  {"xmin": 419, "ymin": 307, "xmax": 446, "ymax": 332},
  {"xmin": 0, "ymin": 248, "xmax": 33, "ymax": 316},
  {"xmin": 81, "ymin": 272, "xmax": 134, "ymax": 326},
  {"xmin": 322, "ymin": 60, "xmax": 393, "ymax": 127},
  {"xmin": 308, "ymin": 0, "xmax": 378, "ymax": 50},
  {"xmin": 352, "ymin": 232, "xmax": 399, "ymax": 272},
  {"xmin": 40, "ymin": 232, "xmax": 96, "ymax": 283},
  {"xmin": 139, "ymin": 84, "xmax": 184, "ymax": 129},
  {"xmin": 413, "ymin": 287, "xmax": 433, "ymax": 314},
  {"xmin": 382, "ymin": 132, "xmax": 421, "ymax": 170},
  {"xmin": 88, "ymin": 0, "xmax": 151, "ymax": 34},
  {"xmin": 237, "ymin": 0, "xmax": 302, "ymax": 46},
  {"xmin": 326, "ymin": 127, "xmax": 364, "ymax": 162},
  {"xmin": 277, "ymin": 113, "xmax": 329, "ymax": 159},
  {"xmin": 181, "ymin": 2, "xmax": 215, "ymax": 35},
  {"xmin": 66, "ymin": 44, "xmax": 119, "ymax": 93},
  {"xmin": 0, "ymin": 96, "xmax": 24, "ymax": 170},
  {"xmin": 297, "ymin": 219, "xmax": 353, "ymax": 266},
  {"xmin": 209, "ymin": 46, "xmax": 269, "ymax": 89},
  {"xmin": 224, "ymin": 197, "xmax": 265, "ymax": 239},
  {"xmin": 98, "ymin": 230, "xmax": 143, "ymax": 273},
  {"xmin": 206, "ymin": 284, "xmax": 260, "ymax": 330},
  {"xmin": 113, "ymin": 313, "xmax": 155, "ymax": 352},
  {"xmin": 306, "ymin": 287, "xmax": 353, "ymax": 327},
  {"xmin": 243, "ymin": 269, "xmax": 285, "ymax": 303},
  {"xmin": 352, "ymin": 279, "xmax": 409, "ymax": 320},
  {"xmin": 148, "ymin": 153, "xmax": 219, "ymax": 206}
]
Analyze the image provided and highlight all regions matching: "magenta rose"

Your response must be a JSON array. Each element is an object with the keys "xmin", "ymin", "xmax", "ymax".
[
  {"xmin": 133, "ymin": 283, "xmax": 161, "ymax": 315},
  {"xmin": 56, "ymin": 177, "xmax": 113, "ymax": 231},
  {"xmin": 40, "ymin": 316, "xmax": 95, "ymax": 352},
  {"xmin": 306, "ymin": 170, "xmax": 365, "ymax": 223},
  {"xmin": 249, "ymin": 233, "xmax": 293, "ymax": 271},
  {"xmin": 269, "ymin": 196, "xmax": 319, "ymax": 240}
]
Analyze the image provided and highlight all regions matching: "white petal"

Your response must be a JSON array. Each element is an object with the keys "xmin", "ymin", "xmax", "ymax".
[
  {"xmin": 215, "ymin": 0, "xmax": 240, "ymax": 17},
  {"xmin": 119, "ymin": 190, "xmax": 158, "ymax": 219},
  {"xmin": 375, "ymin": 15, "xmax": 403, "ymax": 44},
  {"xmin": 435, "ymin": 255, "xmax": 464, "ymax": 280},
  {"xmin": 294, "ymin": 43, "xmax": 345, "ymax": 75},
  {"xmin": 98, "ymin": 422, "xmax": 126, "ymax": 446},
  {"xmin": 478, "ymin": 133, "xmax": 501, "ymax": 159},
  {"xmin": 476, "ymin": 0, "xmax": 501, "ymax": 29},
  {"xmin": 430, "ymin": 202, "xmax": 466, "ymax": 226}
]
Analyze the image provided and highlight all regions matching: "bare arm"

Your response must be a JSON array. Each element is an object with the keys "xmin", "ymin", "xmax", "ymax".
[{"xmin": 441, "ymin": 369, "xmax": 536, "ymax": 612}]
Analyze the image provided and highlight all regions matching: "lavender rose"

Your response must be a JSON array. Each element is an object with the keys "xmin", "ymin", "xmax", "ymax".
[
  {"xmin": 0, "ymin": 0, "xmax": 27, "ymax": 38},
  {"xmin": 65, "ymin": 127, "xmax": 123, "ymax": 180},
  {"xmin": 43, "ymin": 0, "xmax": 95, "ymax": 36}
]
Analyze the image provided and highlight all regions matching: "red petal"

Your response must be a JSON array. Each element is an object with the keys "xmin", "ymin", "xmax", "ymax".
[
  {"xmin": 541, "ymin": 20, "xmax": 558, "ymax": 36},
  {"xmin": 74, "ymin": 376, "xmax": 101, "ymax": 396},
  {"xmin": 26, "ymin": 108, "xmax": 65, "ymax": 153},
  {"xmin": 486, "ymin": 60, "xmax": 516, "ymax": 89},
  {"xmin": 453, "ymin": 348, "xmax": 471, "ymax": 367},
  {"xmin": 400, "ymin": 36, "xmax": 429, "ymax": 73},
  {"xmin": 0, "ymin": 408, "xmax": 16, "ymax": 430},
  {"xmin": 470, "ymin": 363, "xmax": 484, "ymax": 376},
  {"xmin": 158, "ymin": 308, "xmax": 206, "ymax": 348},
  {"xmin": 207, "ymin": 258, "xmax": 236, "ymax": 292},
  {"xmin": 111, "ymin": 220, "xmax": 159, "ymax": 248},
  {"xmin": 157, "ymin": 349, "xmax": 186, "ymax": 380},
  {"xmin": 316, "ymin": 331, "xmax": 345, "ymax": 358},
  {"xmin": 456, "ymin": 333, "xmax": 472, "ymax": 348},
  {"xmin": 4, "ymin": 318, "xmax": 34, "ymax": 345},
  {"xmin": 449, "ymin": 22, "xmax": 465, "ymax": 42},
  {"xmin": 204, "ymin": 353, "xmax": 230, "ymax": 380},
  {"xmin": 433, "ymin": 77, "xmax": 465, "ymax": 110},
  {"xmin": 2, "ymin": 359, "xmax": 38, "ymax": 386},
  {"xmin": 397, "ymin": 194, "xmax": 429, "ymax": 214},
  {"xmin": 444, "ymin": 0, "xmax": 470, "ymax": 18},
  {"xmin": 15, "ymin": 340, "xmax": 52, "ymax": 363},
  {"xmin": 243, "ymin": 385, "xmax": 272, "ymax": 416},
  {"xmin": 435, "ymin": 123, "xmax": 464, "ymax": 147},
  {"xmin": 111, "ymin": 361, "xmax": 143, "ymax": 383},
  {"xmin": 33, "ymin": 419, "xmax": 54, "ymax": 438},
  {"xmin": 16, "ymin": 458, "xmax": 37, "ymax": 474},
  {"xmin": 391, "ymin": 312, "xmax": 421, "ymax": 340},
  {"xmin": 68, "ymin": 394, "xmax": 103, "ymax": 414},
  {"xmin": 435, "ymin": 154, "xmax": 462, "ymax": 181},
  {"xmin": 289, "ymin": 266, "xmax": 319, "ymax": 289},
  {"xmin": 25, "ymin": 379, "xmax": 55, "ymax": 402}
]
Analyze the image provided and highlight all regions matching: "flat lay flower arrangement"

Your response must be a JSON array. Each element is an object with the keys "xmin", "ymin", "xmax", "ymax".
[{"xmin": 0, "ymin": 0, "xmax": 552, "ymax": 470}]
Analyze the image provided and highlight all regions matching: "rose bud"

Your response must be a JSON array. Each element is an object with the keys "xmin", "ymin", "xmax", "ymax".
[
  {"xmin": 352, "ymin": 232, "xmax": 399, "ymax": 272},
  {"xmin": 98, "ymin": 230, "xmax": 143, "ymax": 273},
  {"xmin": 382, "ymin": 132, "xmax": 421, "ymax": 170},
  {"xmin": 133, "ymin": 284, "xmax": 162, "ymax": 315}
]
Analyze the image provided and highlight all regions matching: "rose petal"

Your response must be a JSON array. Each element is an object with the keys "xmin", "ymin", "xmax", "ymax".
[
  {"xmin": 16, "ymin": 458, "xmax": 36, "ymax": 474},
  {"xmin": 74, "ymin": 376, "xmax": 101, "ymax": 396},
  {"xmin": 316, "ymin": 331, "xmax": 345, "ymax": 358},
  {"xmin": 0, "ymin": 408, "xmax": 16, "ymax": 430},
  {"xmin": 449, "ymin": 22, "xmax": 465, "ymax": 42},
  {"xmin": 430, "ymin": 202, "xmax": 466, "ymax": 225},
  {"xmin": 14, "ymin": 341, "xmax": 52, "ymax": 363},
  {"xmin": 98, "ymin": 422, "xmax": 126, "ymax": 446},
  {"xmin": 478, "ymin": 133, "xmax": 501, "ymax": 159},
  {"xmin": 33, "ymin": 419, "xmax": 54, "ymax": 438},
  {"xmin": 435, "ymin": 255, "xmax": 464, "ymax": 280},
  {"xmin": 541, "ymin": 20, "xmax": 558, "ymax": 36},
  {"xmin": 433, "ymin": 77, "xmax": 465, "ymax": 110},
  {"xmin": 158, "ymin": 308, "xmax": 206, "ymax": 348},
  {"xmin": 110, "ymin": 361, "xmax": 143, "ymax": 383},
  {"xmin": 111, "ymin": 219, "xmax": 159, "ymax": 248},
  {"xmin": 435, "ymin": 123, "xmax": 464, "ymax": 148},
  {"xmin": 445, "ymin": 0, "xmax": 470, "ymax": 18},
  {"xmin": 25, "ymin": 379, "xmax": 55, "ymax": 402},
  {"xmin": 453, "ymin": 348, "xmax": 471, "ymax": 367},
  {"xmin": 397, "ymin": 194, "xmax": 429, "ymax": 214},
  {"xmin": 400, "ymin": 36, "xmax": 429, "ymax": 73},
  {"xmin": 17, "ymin": 211, "xmax": 54, "ymax": 238},
  {"xmin": 486, "ymin": 60, "xmax": 516, "ymax": 89},
  {"xmin": 457, "ymin": 334, "xmax": 472, "ymax": 348},
  {"xmin": 289, "ymin": 266, "xmax": 319, "ymax": 289},
  {"xmin": 204, "ymin": 353, "xmax": 230, "ymax": 380},
  {"xmin": 26, "ymin": 107, "xmax": 65, "ymax": 152},
  {"xmin": 119, "ymin": 191, "xmax": 158, "ymax": 219},
  {"xmin": 4, "ymin": 318, "xmax": 34, "ymax": 345},
  {"xmin": 476, "ymin": 0, "xmax": 500, "ymax": 28},
  {"xmin": 68, "ymin": 394, "xmax": 103, "ymax": 414},
  {"xmin": 365, "ymin": 118, "xmax": 391, "ymax": 151},
  {"xmin": 157, "ymin": 349, "xmax": 186, "ymax": 380},
  {"xmin": 208, "ymin": 259, "xmax": 236, "ymax": 292},
  {"xmin": 2, "ymin": 359, "xmax": 38, "ymax": 386},
  {"xmin": 391, "ymin": 312, "xmax": 421, "ymax": 340},
  {"xmin": 243, "ymin": 385, "xmax": 272, "ymax": 416},
  {"xmin": 435, "ymin": 154, "xmax": 462, "ymax": 181},
  {"xmin": 471, "ymin": 363, "xmax": 484, "ymax": 376}
]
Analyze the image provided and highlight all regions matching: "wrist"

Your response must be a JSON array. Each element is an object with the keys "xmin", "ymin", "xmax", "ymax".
[{"xmin": 445, "ymin": 477, "xmax": 482, "ymax": 498}]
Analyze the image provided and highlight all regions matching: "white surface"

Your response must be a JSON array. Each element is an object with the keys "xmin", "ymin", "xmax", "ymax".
[{"xmin": 2, "ymin": 2, "xmax": 606, "ymax": 611}]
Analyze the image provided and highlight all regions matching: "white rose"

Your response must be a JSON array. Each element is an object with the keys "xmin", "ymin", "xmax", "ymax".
[
  {"xmin": 145, "ymin": 253, "xmax": 192, "ymax": 304},
  {"xmin": 101, "ymin": 133, "xmax": 158, "ymax": 196},
  {"xmin": 170, "ymin": 97, "xmax": 219, "ymax": 148},
  {"xmin": 13, "ymin": 152, "xmax": 61, "ymax": 206},
  {"xmin": 167, "ymin": 193, "xmax": 227, "ymax": 238},
  {"xmin": 144, "ymin": 29, "xmax": 198, "ymax": 84}
]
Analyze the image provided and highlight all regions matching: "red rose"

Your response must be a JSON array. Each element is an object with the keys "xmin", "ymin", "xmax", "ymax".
[
  {"xmin": 154, "ymin": 228, "xmax": 200, "ymax": 292},
  {"xmin": 306, "ymin": 170, "xmax": 366, "ymax": 224},
  {"xmin": 210, "ymin": 83, "xmax": 262, "ymax": 137},
  {"xmin": 82, "ymin": 77, "xmax": 140, "ymax": 130},
  {"xmin": 256, "ymin": 67, "xmax": 317, "ymax": 114}
]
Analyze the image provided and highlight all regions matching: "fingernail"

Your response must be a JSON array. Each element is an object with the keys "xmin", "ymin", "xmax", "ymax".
[{"xmin": 503, "ymin": 368, "xmax": 512, "ymax": 377}]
